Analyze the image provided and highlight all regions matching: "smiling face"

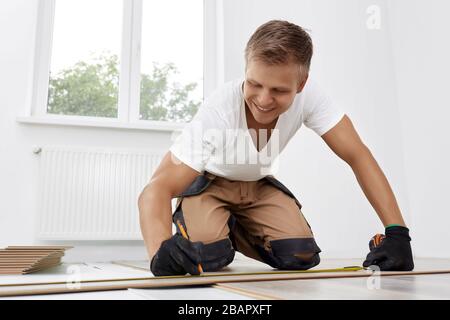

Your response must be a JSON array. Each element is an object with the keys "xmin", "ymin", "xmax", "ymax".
[{"xmin": 244, "ymin": 58, "xmax": 308, "ymax": 126}]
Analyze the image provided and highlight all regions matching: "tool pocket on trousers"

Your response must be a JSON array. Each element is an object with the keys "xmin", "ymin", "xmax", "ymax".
[
  {"xmin": 172, "ymin": 172, "xmax": 216, "ymax": 241},
  {"xmin": 263, "ymin": 175, "xmax": 302, "ymax": 209},
  {"xmin": 262, "ymin": 175, "xmax": 315, "ymax": 231},
  {"xmin": 173, "ymin": 172, "xmax": 216, "ymax": 214},
  {"xmin": 175, "ymin": 172, "xmax": 216, "ymax": 198}
]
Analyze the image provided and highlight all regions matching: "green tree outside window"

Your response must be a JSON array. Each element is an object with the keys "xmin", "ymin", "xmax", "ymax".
[{"xmin": 47, "ymin": 52, "xmax": 201, "ymax": 122}]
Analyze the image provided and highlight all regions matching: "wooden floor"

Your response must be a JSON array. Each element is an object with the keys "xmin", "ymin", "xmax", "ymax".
[
  {"xmin": 217, "ymin": 272, "xmax": 450, "ymax": 300},
  {"xmin": 1, "ymin": 254, "xmax": 449, "ymax": 300}
]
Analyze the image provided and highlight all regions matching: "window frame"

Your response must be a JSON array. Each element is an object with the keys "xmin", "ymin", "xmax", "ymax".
[{"xmin": 20, "ymin": 0, "xmax": 223, "ymax": 132}]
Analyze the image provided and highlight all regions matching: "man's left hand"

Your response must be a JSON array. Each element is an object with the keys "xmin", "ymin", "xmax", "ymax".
[{"xmin": 363, "ymin": 226, "xmax": 414, "ymax": 271}]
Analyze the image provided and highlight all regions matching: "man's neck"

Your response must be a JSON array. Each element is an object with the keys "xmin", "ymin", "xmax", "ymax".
[{"xmin": 245, "ymin": 103, "xmax": 278, "ymax": 151}]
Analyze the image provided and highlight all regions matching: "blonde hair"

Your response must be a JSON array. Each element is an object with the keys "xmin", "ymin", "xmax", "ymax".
[{"xmin": 245, "ymin": 20, "xmax": 313, "ymax": 75}]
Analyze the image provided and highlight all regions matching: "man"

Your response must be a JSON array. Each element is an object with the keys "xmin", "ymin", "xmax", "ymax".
[{"xmin": 138, "ymin": 20, "xmax": 414, "ymax": 276}]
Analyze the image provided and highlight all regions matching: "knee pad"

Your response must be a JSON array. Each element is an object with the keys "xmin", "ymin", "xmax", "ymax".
[
  {"xmin": 256, "ymin": 238, "xmax": 321, "ymax": 270},
  {"xmin": 199, "ymin": 238, "xmax": 235, "ymax": 272}
]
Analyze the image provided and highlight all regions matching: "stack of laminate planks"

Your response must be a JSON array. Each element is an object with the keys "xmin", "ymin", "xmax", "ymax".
[{"xmin": 0, "ymin": 246, "xmax": 72, "ymax": 274}]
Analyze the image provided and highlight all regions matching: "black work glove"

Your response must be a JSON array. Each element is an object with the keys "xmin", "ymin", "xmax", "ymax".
[
  {"xmin": 150, "ymin": 234, "xmax": 203, "ymax": 276},
  {"xmin": 363, "ymin": 226, "xmax": 414, "ymax": 271}
]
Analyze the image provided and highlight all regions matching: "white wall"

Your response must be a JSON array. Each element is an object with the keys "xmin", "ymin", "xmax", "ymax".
[
  {"xmin": 0, "ymin": 0, "xmax": 448, "ymax": 261},
  {"xmin": 388, "ymin": 0, "xmax": 450, "ymax": 258}
]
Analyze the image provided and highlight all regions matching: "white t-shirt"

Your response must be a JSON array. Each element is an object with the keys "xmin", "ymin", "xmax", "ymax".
[{"xmin": 169, "ymin": 77, "xmax": 345, "ymax": 181}]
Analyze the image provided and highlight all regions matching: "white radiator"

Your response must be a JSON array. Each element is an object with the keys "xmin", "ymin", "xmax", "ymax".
[{"xmin": 36, "ymin": 146, "xmax": 163, "ymax": 240}]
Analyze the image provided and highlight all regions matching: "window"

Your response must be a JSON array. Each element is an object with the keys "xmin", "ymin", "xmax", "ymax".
[
  {"xmin": 140, "ymin": 0, "xmax": 203, "ymax": 122},
  {"xmin": 48, "ymin": 0, "xmax": 123, "ymax": 118},
  {"xmin": 29, "ymin": 0, "xmax": 204, "ymax": 128}
]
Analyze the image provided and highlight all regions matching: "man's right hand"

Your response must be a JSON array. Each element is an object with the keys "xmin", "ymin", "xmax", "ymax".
[{"xmin": 150, "ymin": 234, "xmax": 203, "ymax": 276}]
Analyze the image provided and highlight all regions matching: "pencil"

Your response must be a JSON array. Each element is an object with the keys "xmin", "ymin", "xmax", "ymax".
[{"xmin": 176, "ymin": 220, "xmax": 203, "ymax": 273}]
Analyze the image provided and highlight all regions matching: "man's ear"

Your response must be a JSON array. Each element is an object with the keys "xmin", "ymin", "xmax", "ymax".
[{"xmin": 297, "ymin": 73, "xmax": 309, "ymax": 93}]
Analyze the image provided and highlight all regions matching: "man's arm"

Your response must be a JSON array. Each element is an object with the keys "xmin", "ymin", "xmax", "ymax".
[
  {"xmin": 321, "ymin": 115, "xmax": 406, "ymax": 227},
  {"xmin": 138, "ymin": 151, "xmax": 201, "ymax": 260}
]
